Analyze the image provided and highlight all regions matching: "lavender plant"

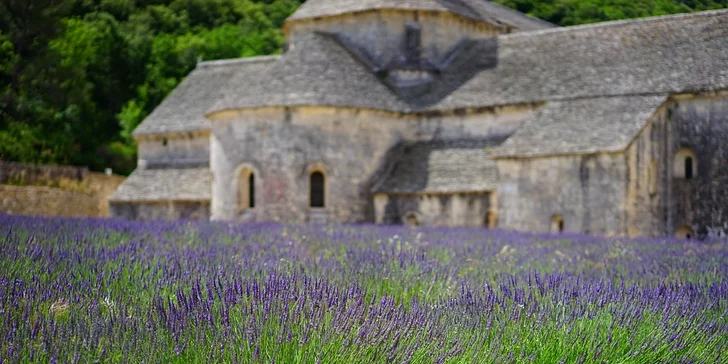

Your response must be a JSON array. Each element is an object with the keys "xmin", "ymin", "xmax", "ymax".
[{"xmin": 1, "ymin": 214, "xmax": 726, "ymax": 363}]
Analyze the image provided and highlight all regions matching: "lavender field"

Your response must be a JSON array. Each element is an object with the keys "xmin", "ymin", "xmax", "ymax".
[{"xmin": 1, "ymin": 214, "xmax": 727, "ymax": 363}]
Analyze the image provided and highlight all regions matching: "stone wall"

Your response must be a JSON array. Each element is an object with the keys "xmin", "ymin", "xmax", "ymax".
[
  {"xmin": 0, "ymin": 161, "xmax": 87, "ymax": 185},
  {"xmin": 374, "ymin": 192, "xmax": 492, "ymax": 227},
  {"xmin": 137, "ymin": 132, "xmax": 210, "ymax": 169},
  {"xmin": 286, "ymin": 10, "xmax": 500, "ymax": 67},
  {"xmin": 85, "ymin": 173, "xmax": 127, "ymax": 216},
  {"xmin": 0, "ymin": 185, "xmax": 104, "ymax": 218},
  {"xmin": 667, "ymin": 94, "xmax": 728, "ymax": 238},
  {"xmin": 209, "ymin": 105, "xmax": 534, "ymax": 223},
  {"xmin": 494, "ymin": 94, "xmax": 728, "ymax": 238},
  {"xmin": 0, "ymin": 162, "xmax": 125, "ymax": 218},
  {"xmin": 496, "ymin": 153, "xmax": 629, "ymax": 236},
  {"xmin": 623, "ymin": 111, "xmax": 666, "ymax": 237},
  {"xmin": 110, "ymin": 201, "xmax": 210, "ymax": 221}
]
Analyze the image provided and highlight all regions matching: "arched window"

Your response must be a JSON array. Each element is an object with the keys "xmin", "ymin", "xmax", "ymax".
[
  {"xmin": 310, "ymin": 171, "xmax": 325, "ymax": 208},
  {"xmin": 237, "ymin": 168, "xmax": 255, "ymax": 212},
  {"xmin": 551, "ymin": 215, "xmax": 564, "ymax": 234},
  {"xmin": 674, "ymin": 148, "xmax": 697, "ymax": 179}
]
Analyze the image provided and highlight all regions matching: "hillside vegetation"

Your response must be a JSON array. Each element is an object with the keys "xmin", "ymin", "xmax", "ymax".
[{"xmin": 1, "ymin": 0, "xmax": 726, "ymax": 174}]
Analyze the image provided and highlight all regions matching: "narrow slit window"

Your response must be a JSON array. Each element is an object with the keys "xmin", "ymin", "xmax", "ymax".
[
  {"xmin": 685, "ymin": 157, "xmax": 694, "ymax": 180},
  {"xmin": 248, "ymin": 173, "xmax": 255, "ymax": 208},
  {"xmin": 237, "ymin": 168, "xmax": 255, "ymax": 212},
  {"xmin": 310, "ymin": 171, "xmax": 325, "ymax": 208}
]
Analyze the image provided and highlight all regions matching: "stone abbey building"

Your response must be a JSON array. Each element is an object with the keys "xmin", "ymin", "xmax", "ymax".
[{"xmin": 110, "ymin": 0, "xmax": 728, "ymax": 238}]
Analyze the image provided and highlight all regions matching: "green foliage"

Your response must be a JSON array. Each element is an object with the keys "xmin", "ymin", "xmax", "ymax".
[
  {"xmin": 0, "ymin": 0, "xmax": 726, "ymax": 173},
  {"xmin": 0, "ymin": 0, "xmax": 301, "ymax": 174}
]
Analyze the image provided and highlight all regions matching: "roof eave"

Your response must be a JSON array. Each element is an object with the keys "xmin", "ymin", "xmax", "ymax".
[
  {"xmin": 373, "ymin": 189, "xmax": 495, "ymax": 195},
  {"xmin": 109, "ymin": 198, "xmax": 211, "ymax": 204}
]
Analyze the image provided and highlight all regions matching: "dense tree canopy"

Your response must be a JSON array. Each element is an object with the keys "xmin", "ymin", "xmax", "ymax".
[{"xmin": 0, "ymin": 0, "xmax": 726, "ymax": 174}]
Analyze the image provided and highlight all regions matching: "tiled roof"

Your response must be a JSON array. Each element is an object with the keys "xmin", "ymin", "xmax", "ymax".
[
  {"xmin": 211, "ymin": 10, "xmax": 728, "ymax": 115},
  {"xmin": 210, "ymin": 32, "xmax": 409, "ymax": 114},
  {"xmin": 374, "ymin": 138, "xmax": 506, "ymax": 194},
  {"xmin": 136, "ymin": 9, "xmax": 728, "ymax": 159},
  {"xmin": 109, "ymin": 168, "xmax": 211, "ymax": 202},
  {"xmin": 438, "ymin": 9, "xmax": 728, "ymax": 110},
  {"xmin": 288, "ymin": 0, "xmax": 489, "ymax": 23},
  {"xmin": 491, "ymin": 96, "xmax": 667, "ymax": 158},
  {"xmin": 287, "ymin": 0, "xmax": 556, "ymax": 31},
  {"xmin": 132, "ymin": 56, "xmax": 278, "ymax": 136}
]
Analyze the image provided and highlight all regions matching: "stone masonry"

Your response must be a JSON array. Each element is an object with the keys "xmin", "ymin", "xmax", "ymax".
[{"xmin": 110, "ymin": 0, "xmax": 728, "ymax": 238}]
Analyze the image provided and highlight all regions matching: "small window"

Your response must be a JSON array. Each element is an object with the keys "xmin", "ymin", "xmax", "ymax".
[
  {"xmin": 551, "ymin": 215, "xmax": 565, "ymax": 234},
  {"xmin": 676, "ymin": 225, "xmax": 694, "ymax": 240},
  {"xmin": 404, "ymin": 213, "xmax": 420, "ymax": 227},
  {"xmin": 237, "ymin": 168, "xmax": 255, "ymax": 212},
  {"xmin": 310, "ymin": 171, "xmax": 325, "ymax": 208},
  {"xmin": 674, "ymin": 148, "xmax": 697, "ymax": 179}
]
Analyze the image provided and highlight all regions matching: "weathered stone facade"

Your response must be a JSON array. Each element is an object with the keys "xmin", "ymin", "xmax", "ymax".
[
  {"xmin": 667, "ymin": 94, "xmax": 728, "ymax": 238},
  {"xmin": 209, "ymin": 106, "xmax": 531, "ymax": 223},
  {"xmin": 374, "ymin": 192, "xmax": 493, "ymax": 227},
  {"xmin": 110, "ymin": 1, "xmax": 728, "ymax": 238},
  {"xmin": 137, "ymin": 131, "xmax": 210, "ymax": 169}
]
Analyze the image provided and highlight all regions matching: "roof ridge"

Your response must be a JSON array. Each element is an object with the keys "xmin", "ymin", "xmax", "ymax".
[
  {"xmin": 286, "ymin": 0, "xmax": 490, "ymax": 23},
  {"xmin": 500, "ymin": 8, "xmax": 728, "ymax": 38},
  {"xmin": 197, "ymin": 55, "xmax": 280, "ymax": 69},
  {"xmin": 473, "ymin": 0, "xmax": 555, "ymax": 27}
]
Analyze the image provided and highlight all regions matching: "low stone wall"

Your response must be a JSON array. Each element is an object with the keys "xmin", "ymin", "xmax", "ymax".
[
  {"xmin": 83, "ymin": 173, "xmax": 126, "ymax": 216},
  {"xmin": 0, "ymin": 162, "xmax": 125, "ymax": 218},
  {"xmin": 0, "ymin": 161, "xmax": 88, "ymax": 185},
  {"xmin": 0, "ymin": 185, "xmax": 100, "ymax": 217}
]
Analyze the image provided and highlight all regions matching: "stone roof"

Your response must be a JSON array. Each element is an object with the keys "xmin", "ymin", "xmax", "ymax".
[
  {"xmin": 109, "ymin": 168, "xmax": 211, "ymax": 202},
  {"xmin": 460, "ymin": 0, "xmax": 556, "ymax": 31},
  {"xmin": 440, "ymin": 9, "xmax": 728, "ymax": 110},
  {"xmin": 211, "ymin": 9, "xmax": 728, "ymax": 116},
  {"xmin": 132, "ymin": 56, "xmax": 278, "ymax": 136},
  {"xmin": 492, "ymin": 96, "xmax": 667, "ymax": 158},
  {"xmin": 142, "ymin": 9, "xmax": 728, "ymax": 140},
  {"xmin": 288, "ymin": 0, "xmax": 489, "ymax": 23},
  {"xmin": 374, "ymin": 138, "xmax": 506, "ymax": 194},
  {"xmin": 287, "ymin": 0, "xmax": 555, "ymax": 31},
  {"xmin": 210, "ymin": 32, "xmax": 409, "ymax": 114}
]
